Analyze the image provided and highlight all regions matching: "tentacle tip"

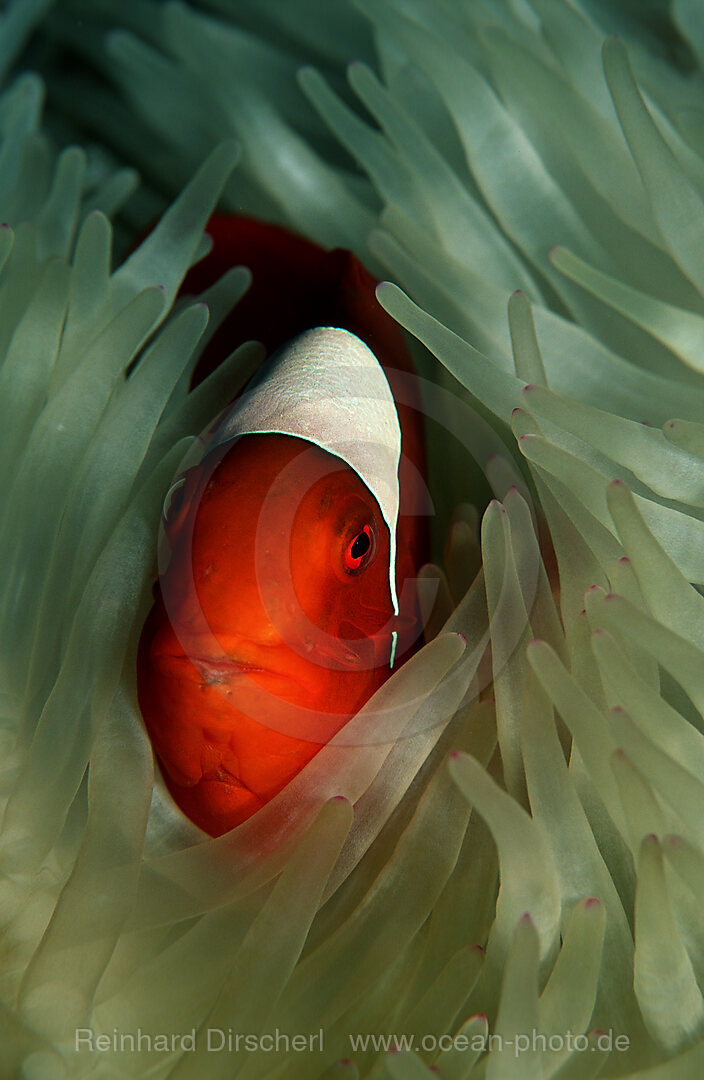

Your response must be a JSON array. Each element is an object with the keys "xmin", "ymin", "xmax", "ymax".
[
  {"xmin": 450, "ymin": 749, "xmax": 462, "ymax": 760},
  {"xmin": 584, "ymin": 896, "xmax": 602, "ymax": 908},
  {"xmin": 520, "ymin": 911, "xmax": 534, "ymax": 924},
  {"xmin": 455, "ymin": 632, "xmax": 467, "ymax": 644}
]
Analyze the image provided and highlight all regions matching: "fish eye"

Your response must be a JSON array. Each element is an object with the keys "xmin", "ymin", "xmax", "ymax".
[{"xmin": 343, "ymin": 522, "xmax": 376, "ymax": 575}]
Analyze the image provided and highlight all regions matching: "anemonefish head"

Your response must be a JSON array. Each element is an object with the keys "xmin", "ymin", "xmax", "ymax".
[{"xmin": 138, "ymin": 328, "xmax": 422, "ymax": 837}]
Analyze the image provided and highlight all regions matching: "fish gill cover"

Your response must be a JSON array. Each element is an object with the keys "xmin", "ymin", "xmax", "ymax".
[{"xmin": 1, "ymin": 0, "xmax": 704, "ymax": 1077}]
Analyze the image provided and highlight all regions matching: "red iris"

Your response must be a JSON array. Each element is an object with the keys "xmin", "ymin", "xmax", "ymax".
[{"xmin": 343, "ymin": 524, "xmax": 375, "ymax": 574}]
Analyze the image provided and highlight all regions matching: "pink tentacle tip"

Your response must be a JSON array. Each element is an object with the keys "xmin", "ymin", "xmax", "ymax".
[
  {"xmin": 450, "ymin": 749, "xmax": 462, "ymax": 761},
  {"xmin": 589, "ymin": 1029, "xmax": 605, "ymax": 1038},
  {"xmin": 332, "ymin": 795, "xmax": 348, "ymax": 802},
  {"xmin": 612, "ymin": 704, "xmax": 626, "ymax": 715},
  {"xmin": 592, "ymin": 627, "xmax": 604, "ymax": 636},
  {"xmin": 339, "ymin": 1059, "xmax": 354, "ymax": 1068},
  {"xmin": 618, "ymin": 556, "xmax": 630, "ymax": 564},
  {"xmin": 667, "ymin": 421, "xmax": 676, "ymax": 429},
  {"xmin": 614, "ymin": 748, "xmax": 627, "ymax": 760},
  {"xmin": 520, "ymin": 912, "xmax": 534, "ymax": 924},
  {"xmin": 513, "ymin": 288, "xmax": 524, "ymax": 296},
  {"xmin": 456, "ymin": 632, "xmax": 467, "ymax": 644},
  {"xmin": 609, "ymin": 478, "xmax": 624, "ymax": 487},
  {"xmin": 586, "ymin": 584, "xmax": 601, "ymax": 592},
  {"xmin": 511, "ymin": 407, "xmax": 522, "ymax": 416},
  {"xmin": 471, "ymin": 1013, "xmax": 488, "ymax": 1023},
  {"xmin": 523, "ymin": 383, "xmax": 535, "ymax": 394},
  {"xmin": 584, "ymin": 896, "xmax": 602, "ymax": 908},
  {"xmin": 472, "ymin": 944, "xmax": 485, "ymax": 953},
  {"xmin": 528, "ymin": 637, "xmax": 542, "ymax": 646},
  {"xmin": 579, "ymin": 608, "xmax": 586, "ymax": 616}
]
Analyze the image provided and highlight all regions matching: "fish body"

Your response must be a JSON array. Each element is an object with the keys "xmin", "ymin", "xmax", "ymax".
[{"xmin": 138, "ymin": 218, "xmax": 428, "ymax": 836}]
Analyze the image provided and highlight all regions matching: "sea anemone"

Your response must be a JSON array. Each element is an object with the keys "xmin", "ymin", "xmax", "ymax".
[{"xmin": 3, "ymin": 0, "xmax": 704, "ymax": 1077}]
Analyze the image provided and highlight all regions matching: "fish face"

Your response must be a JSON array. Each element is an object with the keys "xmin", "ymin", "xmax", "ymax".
[{"xmin": 138, "ymin": 433, "xmax": 401, "ymax": 836}]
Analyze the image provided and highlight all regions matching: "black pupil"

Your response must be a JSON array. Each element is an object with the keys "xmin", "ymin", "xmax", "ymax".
[{"xmin": 350, "ymin": 530, "xmax": 370, "ymax": 559}]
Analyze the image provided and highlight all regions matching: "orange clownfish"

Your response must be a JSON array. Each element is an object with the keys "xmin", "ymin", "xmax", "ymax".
[{"xmin": 137, "ymin": 217, "xmax": 429, "ymax": 837}]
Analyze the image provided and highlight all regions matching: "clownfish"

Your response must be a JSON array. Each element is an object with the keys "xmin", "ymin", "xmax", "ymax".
[{"xmin": 137, "ymin": 217, "xmax": 429, "ymax": 837}]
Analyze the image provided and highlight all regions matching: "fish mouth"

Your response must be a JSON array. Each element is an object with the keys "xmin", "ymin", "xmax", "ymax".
[
  {"xmin": 166, "ymin": 649, "xmax": 304, "ymax": 690},
  {"xmin": 202, "ymin": 764, "xmax": 253, "ymax": 792},
  {"xmin": 192, "ymin": 656, "xmax": 267, "ymax": 678}
]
